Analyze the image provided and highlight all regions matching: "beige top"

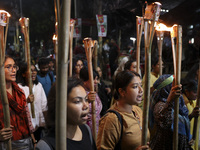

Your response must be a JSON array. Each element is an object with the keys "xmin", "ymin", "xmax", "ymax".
[{"xmin": 97, "ymin": 103, "xmax": 150, "ymax": 150}]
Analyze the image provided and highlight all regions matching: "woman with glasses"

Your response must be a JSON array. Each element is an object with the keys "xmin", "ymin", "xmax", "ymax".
[
  {"xmin": 36, "ymin": 77, "xmax": 97, "ymax": 150},
  {"xmin": 16, "ymin": 62, "xmax": 47, "ymax": 142},
  {"xmin": 0, "ymin": 56, "xmax": 36, "ymax": 149},
  {"xmin": 72, "ymin": 56, "xmax": 85, "ymax": 79}
]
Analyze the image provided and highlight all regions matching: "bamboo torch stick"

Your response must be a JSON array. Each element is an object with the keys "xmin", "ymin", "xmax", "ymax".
[
  {"xmin": 93, "ymin": 40, "xmax": 98, "ymax": 70},
  {"xmin": 69, "ymin": 19, "xmax": 75, "ymax": 77},
  {"xmin": 142, "ymin": 2, "xmax": 161, "ymax": 145},
  {"xmin": 19, "ymin": 17, "xmax": 35, "ymax": 118},
  {"xmin": 0, "ymin": 10, "xmax": 12, "ymax": 150},
  {"xmin": 170, "ymin": 25, "xmax": 178, "ymax": 78},
  {"xmin": 136, "ymin": 16, "xmax": 144, "ymax": 74},
  {"xmin": 193, "ymin": 60, "xmax": 200, "ymax": 140},
  {"xmin": 173, "ymin": 25, "xmax": 182, "ymax": 150},
  {"xmin": 56, "ymin": 0, "xmax": 71, "ymax": 149},
  {"xmin": 83, "ymin": 38, "xmax": 97, "ymax": 141},
  {"xmin": 155, "ymin": 23, "xmax": 165, "ymax": 76}
]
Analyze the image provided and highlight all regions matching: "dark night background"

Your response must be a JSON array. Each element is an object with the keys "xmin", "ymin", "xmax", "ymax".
[{"xmin": 0, "ymin": 0, "xmax": 200, "ymax": 74}]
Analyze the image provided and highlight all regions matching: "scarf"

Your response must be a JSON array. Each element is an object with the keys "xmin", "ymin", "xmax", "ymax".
[{"xmin": 149, "ymin": 74, "xmax": 191, "ymax": 140}]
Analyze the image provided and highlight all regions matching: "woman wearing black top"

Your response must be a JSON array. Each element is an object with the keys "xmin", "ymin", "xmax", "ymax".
[{"xmin": 36, "ymin": 78, "xmax": 97, "ymax": 150}]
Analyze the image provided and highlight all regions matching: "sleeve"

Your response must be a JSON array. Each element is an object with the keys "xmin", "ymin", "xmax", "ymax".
[
  {"xmin": 25, "ymin": 102, "xmax": 35, "ymax": 133},
  {"xmin": 39, "ymin": 83, "xmax": 48, "ymax": 112},
  {"xmin": 154, "ymin": 101, "xmax": 173, "ymax": 129},
  {"xmin": 97, "ymin": 113, "xmax": 121, "ymax": 150}
]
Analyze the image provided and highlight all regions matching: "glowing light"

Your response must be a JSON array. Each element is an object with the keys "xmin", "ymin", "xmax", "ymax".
[
  {"xmin": 130, "ymin": 37, "xmax": 136, "ymax": 41},
  {"xmin": 53, "ymin": 34, "xmax": 57, "ymax": 41},
  {"xmin": 156, "ymin": 23, "xmax": 171, "ymax": 31},
  {"xmin": 0, "ymin": 10, "xmax": 11, "ymax": 17}
]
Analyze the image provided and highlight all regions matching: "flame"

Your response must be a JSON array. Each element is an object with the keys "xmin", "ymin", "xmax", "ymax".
[
  {"xmin": 53, "ymin": 34, "xmax": 57, "ymax": 41},
  {"xmin": 156, "ymin": 23, "xmax": 171, "ymax": 31},
  {"xmin": 0, "ymin": 10, "xmax": 11, "ymax": 17}
]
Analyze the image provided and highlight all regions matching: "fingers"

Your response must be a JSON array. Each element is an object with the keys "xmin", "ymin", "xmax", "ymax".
[
  {"xmin": 88, "ymin": 91, "xmax": 96, "ymax": 102},
  {"xmin": 0, "ymin": 127, "xmax": 13, "ymax": 141}
]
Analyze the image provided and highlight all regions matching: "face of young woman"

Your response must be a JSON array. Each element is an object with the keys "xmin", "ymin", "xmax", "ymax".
[
  {"xmin": 130, "ymin": 61, "xmax": 137, "ymax": 72},
  {"xmin": 75, "ymin": 60, "xmax": 83, "ymax": 74},
  {"xmin": 123, "ymin": 76, "xmax": 143, "ymax": 105},
  {"xmin": 31, "ymin": 65, "xmax": 37, "ymax": 81},
  {"xmin": 67, "ymin": 86, "xmax": 89, "ymax": 125},
  {"xmin": 4, "ymin": 58, "xmax": 17, "ymax": 82}
]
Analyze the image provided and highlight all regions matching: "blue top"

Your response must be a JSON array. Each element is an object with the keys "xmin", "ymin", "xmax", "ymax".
[{"xmin": 37, "ymin": 72, "xmax": 55, "ymax": 97}]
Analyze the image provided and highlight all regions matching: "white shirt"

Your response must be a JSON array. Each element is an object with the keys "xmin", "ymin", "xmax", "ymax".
[{"xmin": 18, "ymin": 83, "xmax": 48, "ymax": 131}]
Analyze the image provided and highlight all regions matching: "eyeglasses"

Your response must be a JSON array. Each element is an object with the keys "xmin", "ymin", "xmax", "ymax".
[{"xmin": 4, "ymin": 65, "xmax": 19, "ymax": 72}]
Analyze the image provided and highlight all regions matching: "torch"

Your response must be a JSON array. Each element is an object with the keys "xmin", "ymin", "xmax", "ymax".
[
  {"xmin": 172, "ymin": 25, "xmax": 182, "ymax": 150},
  {"xmin": 155, "ymin": 23, "xmax": 165, "ymax": 76},
  {"xmin": 193, "ymin": 56, "xmax": 200, "ymax": 141},
  {"xmin": 19, "ymin": 17, "xmax": 35, "ymax": 118},
  {"xmin": 93, "ymin": 40, "xmax": 98, "ymax": 70},
  {"xmin": 69, "ymin": 19, "xmax": 75, "ymax": 77},
  {"xmin": 142, "ymin": 2, "xmax": 161, "ymax": 145},
  {"xmin": 0, "ymin": 10, "xmax": 12, "ymax": 150},
  {"xmin": 170, "ymin": 24, "xmax": 178, "ymax": 77},
  {"xmin": 136, "ymin": 16, "xmax": 144, "ymax": 74},
  {"xmin": 83, "ymin": 38, "xmax": 97, "ymax": 141}
]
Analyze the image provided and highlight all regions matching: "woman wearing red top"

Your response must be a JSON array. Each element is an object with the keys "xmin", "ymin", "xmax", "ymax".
[{"xmin": 0, "ymin": 56, "xmax": 35, "ymax": 150}]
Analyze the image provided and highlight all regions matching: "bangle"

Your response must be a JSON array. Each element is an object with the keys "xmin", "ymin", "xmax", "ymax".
[{"xmin": 33, "ymin": 140, "xmax": 37, "ymax": 144}]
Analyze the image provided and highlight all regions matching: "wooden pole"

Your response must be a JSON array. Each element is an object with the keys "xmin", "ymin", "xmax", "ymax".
[
  {"xmin": 142, "ymin": 2, "xmax": 161, "ymax": 145},
  {"xmin": 193, "ymin": 61, "xmax": 200, "ymax": 141},
  {"xmin": 93, "ymin": 40, "xmax": 98, "ymax": 69},
  {"xmin": 142, "ymin": 20, "xmax": 151, "ymax": 146},
  {"xmin": 173, "ymin": 25, "xmax": 182, "ymax": 150},
  {"xmin": 69, "ymin": 19, "xmax": 75, "ymax": 77},
  {"xmin": 136, "ymin": 16, "xmax": 144, "ymax": 74},
  {"xmin": 156, "ymin": 31, "xmax": 164, "ymax": 76},
  {"xmin": 193, "ymin": 61, "xmax": 200, "ymax": 140},
  {"xmin": 83, "ymin": 38, "xmax": 97, "ymax": 141},
  {"xmin": 56, "ymin": 0, "xmax": 71, "ymax": 149},
  {"xmin": 0, "ymin": 11, "xmax": 12, "ymax": 150},
  {"xmin": 19, "ymin": 18, "xmax": 35, "ymax": 118},
  {"xmin": 170, "ymin": 25, "xmax": 177, "ymax": 78}
]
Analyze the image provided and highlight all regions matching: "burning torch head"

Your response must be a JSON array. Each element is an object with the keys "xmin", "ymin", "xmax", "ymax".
[
  {"xmin": 83, "ymin": 37, "xmax": 93, "ymax": 49},
  {"xmin": 0, "ymin": 10, "xmax": 11, "ymax": 26},
  {"xmin": 144, "ymin": 2, "xmax": 162, "ymax": 21},
  {"xmin": 170, "ymin": 24, "xmax": 178, "ymax": 38},
  {"xmin": 19, "ymin": 17, "xmax": 29, "ymax": 29}
]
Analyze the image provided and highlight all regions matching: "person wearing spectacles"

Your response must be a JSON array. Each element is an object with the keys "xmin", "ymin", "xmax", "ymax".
[
  {"xmin": 16, "ymin": 62, "xmax": 47, "ymax": 143},
  {"xmin": 0, "ymin": 56, "xmax": 36, "ymax": 149}
]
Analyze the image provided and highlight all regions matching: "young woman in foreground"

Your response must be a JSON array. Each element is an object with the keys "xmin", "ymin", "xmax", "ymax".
[
  {"xmin": 36, "ymin": 77, "xmax": 96, "ymax": 150},
  {"xmin": 97, "ymin": 71, "xmax": 150, "ymax": 150}
]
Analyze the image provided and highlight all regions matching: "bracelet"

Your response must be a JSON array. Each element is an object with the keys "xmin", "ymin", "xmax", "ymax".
[{"xmin": 33, "ymin": 140, "xmax": 37, "ymax": 144}]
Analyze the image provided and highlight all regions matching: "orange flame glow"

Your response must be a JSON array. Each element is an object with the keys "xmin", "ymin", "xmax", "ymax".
[{"xmin": 156, "ymin": 23, "xmax": 171, "ymax": 31}]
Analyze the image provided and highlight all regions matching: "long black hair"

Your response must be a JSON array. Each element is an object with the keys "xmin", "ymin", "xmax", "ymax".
[
  {"xmin": 46, "ymin": 77, "xmax": 84, "ymax": 129},
  {"xmin": 16, "ymin": 62, "xmax": 39, "ymax": 86},
  {"xmin": 114, "ymin": 70, "xmax": 140, "ymax": 100}
]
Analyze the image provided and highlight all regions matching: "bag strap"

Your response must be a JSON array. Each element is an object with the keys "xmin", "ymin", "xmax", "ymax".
[
  {"xmin": 84, "ymin": 124, "xmax": 93, "ymax": 146},
  {"xmin": 106, "ymin": 110, "xmax": 123, "ymax": 150},
  {"xmin": 41, "ymin": 136, "xmax": 55, "ymax": 150}
]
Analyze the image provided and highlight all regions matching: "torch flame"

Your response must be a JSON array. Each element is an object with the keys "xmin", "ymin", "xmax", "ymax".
[
  {"xmin": 0, "ymin": 10, "xmax": 11, "ymax": 17},
  {"xmin": 156, "ymin": 23, "xmax": 171, "ymax": 31},
  {"xmin": 53, "ymin": 34, "xmax": 57, "ymax": 41}
]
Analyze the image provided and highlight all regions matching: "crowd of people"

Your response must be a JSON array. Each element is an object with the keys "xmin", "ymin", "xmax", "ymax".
[{"xmin": 0, "ymin": 37, "xmax": 200, "ymax": 150}]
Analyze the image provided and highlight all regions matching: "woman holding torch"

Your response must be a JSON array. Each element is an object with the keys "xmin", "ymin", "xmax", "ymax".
[
  {"xmin": 149, "ymin": 74, "xmax": 193, "ymax": 150},
  {"xmin": 97, "ymin": 71, "xmax": 149, "ymax": 150},
  {"xmin": 16, "ymin": 62, "xmax": 47, "ymax": 141},
  {"xmin": 0, "ymin": 56, "xmax": 36, "ymax": 149}
]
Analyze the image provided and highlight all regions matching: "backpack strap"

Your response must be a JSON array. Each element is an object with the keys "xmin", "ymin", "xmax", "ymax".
[
  {"xmin": 84, "ymin": 124, "xmax": 93, "ymax": 146},
  {"xmin": 40, "ymin": 136, "xmax": 55, "ymax": 150},
  {"xmin": 106, "ymin": 110, "xmax": 123, "ymax": 150}
]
